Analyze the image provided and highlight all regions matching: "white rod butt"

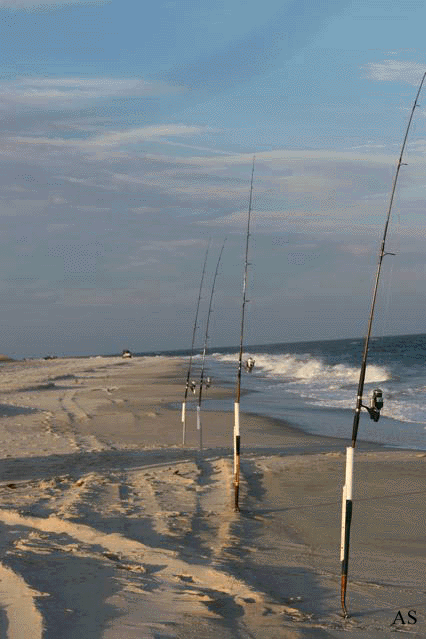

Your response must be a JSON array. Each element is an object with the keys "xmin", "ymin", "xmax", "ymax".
[
  {"xmin": 345, "ymin": 447, "xmax": 354, "ymax": 500},
  {"xmin": 234, "ymin": 402, "xmax": 240, "ymax": 437}
]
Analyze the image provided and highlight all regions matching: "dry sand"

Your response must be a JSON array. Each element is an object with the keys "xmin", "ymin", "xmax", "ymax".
[{"xmin": 0, "ymin": 355, "xmax": 424, "ymax": 638}]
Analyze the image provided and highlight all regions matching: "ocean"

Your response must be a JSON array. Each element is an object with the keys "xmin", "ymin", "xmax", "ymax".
[{"xmin": 161, "ymin": 333, "xmax": 426, "ymax": 451}]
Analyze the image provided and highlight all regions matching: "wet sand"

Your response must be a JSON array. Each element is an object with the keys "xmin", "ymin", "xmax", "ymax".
[{"xmin": 0, "ymin": 355, "xmax": 424, "ymax": 638}]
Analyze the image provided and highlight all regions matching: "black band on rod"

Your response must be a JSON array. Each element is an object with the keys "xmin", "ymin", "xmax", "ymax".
[{"xmin": 341, "ymin": 499, "xmax": 353, "ymax": 576}]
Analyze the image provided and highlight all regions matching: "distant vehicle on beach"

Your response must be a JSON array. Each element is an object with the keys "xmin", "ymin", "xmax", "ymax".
[{"xmin": 122, "ymin": 349, "xmax": 132, "ymax": 359}]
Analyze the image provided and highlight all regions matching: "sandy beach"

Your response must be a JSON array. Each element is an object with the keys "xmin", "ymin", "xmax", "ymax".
[{"xmin": 0, "ymin": 355, "xmax": 424, "ymax": 638}]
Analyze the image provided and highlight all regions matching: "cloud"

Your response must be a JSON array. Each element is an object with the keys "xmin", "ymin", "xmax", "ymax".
[
  {"xmin": 128, "ymin": 206, "xmax": 160, "ymax": 214},
  {"xmin": 1, "ymin": 129, "xmax": 423, "ymax": 245},
  {"xmin": 114, "ymin": 257, "xmax": 159, "ymax": 272},
  {"xmin": 364, "ymin": 60, "xmax": 426, "ymax": 85},
  {"xmin": 85, "ymin": 125, "xmax": 212, "ymax": 148},
  {"xmin": 340, "ymin": 243, "xmax": 374, "ymax": 256},
  {"xmin": 47, "ymin": 223, "xmax": 73, "ymax": 232},
  {"xmin": 279, "ymin": 174, "xmax": 344, "ymax": 195},
  {"xmin": 349, "ymin": 142, "xmax": 388, "ymax": 151},
  {"xmin": 182, "ymin": 149, "xmax": 400, "ymax": 169},
  {"xmin": 0, "ymin": 76, "xmax": 180, "ymax": 110},
  {"xmin": 0, "ymin": 198, "xmax": 47, "ymax": 217},
  {"xmin": 142, "ymin": 238, "xmax": 205, "ymax": 254},
  {"xmin": 0, "ymin": 0, "xmax": 109, "ymax": 8},
  {"xmin": 76, "ymin": 205, "xmax": 111, "ymax": 212},
  {"xmin": 200, "ymin": 208, "xmax": 330, "ymax": 231},
  {"xmin": 48, "ymin": 195, "xmax": 66, "ymax": 205},
  {"xmin": 10, "ymin": 125, "xmax": 213, "ymax": 155}
]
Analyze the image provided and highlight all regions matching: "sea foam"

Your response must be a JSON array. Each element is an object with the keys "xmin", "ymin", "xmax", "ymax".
[{"xmin": 213, "ymin": 352, "xmax": 390, "ymax": 385}]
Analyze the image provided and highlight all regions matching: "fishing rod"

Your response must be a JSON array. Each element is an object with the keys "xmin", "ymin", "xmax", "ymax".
[
  {"xmin": 340, "ymin": 71, "xmax": 426, "ymax": 618},
  {"xmin": 197, "ymin": 240, "xmax": 226, "ymax": 452},
  {"xmin": 181, "ymin": 240, "xmax": 211, "ymax": 446},
  {"xmin": 234, "ymin": 156, "xmax": 255, "ymax": 512}
]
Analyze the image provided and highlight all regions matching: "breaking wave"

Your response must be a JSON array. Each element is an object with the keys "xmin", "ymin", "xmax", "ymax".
[
  {"xmin": 206, "ymin": 335, "xmax": 426, "ymax": 447},
  {"xmin": 212, "ymin": 352, "xmax": 390, "ymax": 385}
]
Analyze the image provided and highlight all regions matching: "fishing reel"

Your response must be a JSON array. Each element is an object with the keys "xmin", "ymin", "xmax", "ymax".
[
  {"xmin": 245, "ymin": 358, "xmax": 255, "ymax": 373},
  {"xmin": 190, "ymin": 377, "xmax": 212, "ymax": 393},
  {"xmin": 363, "ymin": 388, "xmax": 384, "ymax": 422}
]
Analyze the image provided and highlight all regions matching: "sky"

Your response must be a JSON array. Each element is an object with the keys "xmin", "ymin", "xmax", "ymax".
[{"xmin": 1, "ymin": 0, "xmax": 426, "ymax": 357}]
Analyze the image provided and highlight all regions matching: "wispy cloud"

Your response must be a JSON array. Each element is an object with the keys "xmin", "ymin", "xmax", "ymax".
[
  {"xmin": 47, "ymin": 223, "xmax": 74, "ymax": 233},
  {"xmin": 0, "ymin": 76, "xmax": 180, "ymax": 110},
  {"xmin": 349, "ymin": 142, "xmax": 388, "ymax": 151},
  {"xmin": 182, "ymin": 149, "xmax": 400, "ymax": 168},
  {"xmin": 0, "ymin": 0, "xmax": 109, "ymax": 8},
  {"xmin": 199, "ymin": 208, "xmax": 330, "ymax": 231},
  {"xmin": 0, "ymin": 198, "xmax": 47, "ymax": 217},
  {"xmin": 11, "ymin": 124, "xmax": 213, "ymax": 152},
  {"xmin": 128, "ymin": 206, "xmax": 161, "ymax": 214},
  {"xmin": 85, "ymin": 125, "xmax": 212, "ymax": 148},
  {"xmin": 142, "ymin": 238, "xmax": 206, "ymax": 254},
  {"xmin": 364, "ymin": 60, "xmax": 426, "ymax": 85}
]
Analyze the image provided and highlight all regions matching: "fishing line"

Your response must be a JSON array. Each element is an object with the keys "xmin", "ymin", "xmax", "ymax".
[
  {"xmin": 181, "ymin": 240, "xmax": 211, "ymax": 446},
  {"xmin": 197, "ymin": 240, "xmax": 226, "ymax": 453},
  {"xmin": 380, "ymin": 259, "xmax": 395, "ymax": 339},
  {"xmin": 234, "ymin": 156, "xmax": 255, "ymax": 512}
]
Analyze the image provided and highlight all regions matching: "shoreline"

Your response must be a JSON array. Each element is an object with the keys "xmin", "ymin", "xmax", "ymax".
[
  {"xmin": 4, "ymin": 352, "xmax": 422, "ymax": 452},
  {"xmin": 187, "ymin": 357, "xmax": 425, "ymax": 453}
]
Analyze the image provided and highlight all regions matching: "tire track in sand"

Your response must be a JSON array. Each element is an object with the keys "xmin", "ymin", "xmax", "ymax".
[
  {"xmin": 0, "ymin": 507, "xmax": 308, "ymax": 632},
  {"xmin": 56, "ymin": 390, "xmax": 107, "ymax": 452}
]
